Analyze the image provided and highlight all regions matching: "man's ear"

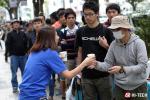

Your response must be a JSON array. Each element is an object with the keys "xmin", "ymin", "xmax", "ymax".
[{"xmin": 97, "ymin": 13, "xmax": 99, "ymax": 17}]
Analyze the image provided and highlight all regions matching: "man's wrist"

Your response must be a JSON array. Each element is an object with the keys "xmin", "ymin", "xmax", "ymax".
[{"xmin": 119, "ymin": 66, "xmax": 125, "ymax": 73}]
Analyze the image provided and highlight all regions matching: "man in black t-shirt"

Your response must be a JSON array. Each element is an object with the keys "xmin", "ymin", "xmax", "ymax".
[{"xmin": 75, "ymin": 1, "xmax": 114, "ymax": 100}]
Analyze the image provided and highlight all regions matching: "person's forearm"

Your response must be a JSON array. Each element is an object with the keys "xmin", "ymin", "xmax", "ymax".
[
  {"xmin": 96, "ymin": 61, "xmax": 111, "ymax": 72},
  {"xmin": 62, "ymin": 62, "xmax": 85, "ymax": 79},
  {"xmin": 123, "ymin": 63, "xmax": 147, "ymax": 75},
  {"xmin": 70, "ymin": 62, "xmax": 85, "ymax": 78},
  {"xmin": 76, "ymin": 54, "xmax": 82, "ymax": 65}
]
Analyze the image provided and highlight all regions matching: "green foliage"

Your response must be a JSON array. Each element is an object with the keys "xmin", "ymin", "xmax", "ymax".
[
  {"xmin": 0, "ymin": 0, "xmax": 7, "ymax": 7},
  {"xmin": 132, "ymin": 16, "xmax": 150, "ymax": 57},
  {"xmin": 127, "ymin": 0, "xmax": 144, "ymax": 10}
]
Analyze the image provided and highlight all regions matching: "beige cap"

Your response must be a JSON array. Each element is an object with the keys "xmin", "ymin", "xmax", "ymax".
[{"xmin": 108, "ymin": 15, "xmax": 133, "ymax": 29}]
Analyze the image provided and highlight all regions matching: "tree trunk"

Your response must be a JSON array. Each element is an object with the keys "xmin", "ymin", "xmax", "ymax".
[
  {"xmin": 39, "ymin": 0, "xmax": 44, "ymax": 14},
  {"xmin": 33, "ymin": 0, "xmax": 44, "ymax": 17},
  {"xmin": 127, "ymin": 0, "xmax": 144, "ymax": 11},
  {"xmin": 13, "ymin": 7, "xmax": 18, "ymax": 19},
  {"xmin": 130, "ymin": 1, "xmax": 136, "ymax": 11},
  {"xmin": 33, "ymin": 0, "xmax": 39, "ymax": 17},
  {"xmin": 6, "ymin": 8, "xmax": 13, "ymax": 19},
  {"xmin": 132, "ymin": 4, "xmax": 136, "ymax": 11}
]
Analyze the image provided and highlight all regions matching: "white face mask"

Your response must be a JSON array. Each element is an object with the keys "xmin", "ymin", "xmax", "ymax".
[{"xmin": 113, "ymin": 31, "xmax": 124, "ymax": 39}]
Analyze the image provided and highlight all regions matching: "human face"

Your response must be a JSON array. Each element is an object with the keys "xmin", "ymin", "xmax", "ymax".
[
  {"xmin": 106, "ymin": 9, "xmax": 119, "ymax": 21},
  {"xmin": 28, "ymin": 23, "xmax": 33, "ymax": 31},
  {"xmin": 83, "ymin": 9, "xmax": 98, "ymax": 25},
  {"xmin": 59, "ymin": 15, "xmax": 66, "ymax": 25},
  {"xmin": 12, "ymin": 22, "xmax": 20, "ymax": 30},
  {"xmin": 6, "ymin": 23, "xmax": 12, "ymax": 30},
  {"xmin": 55, "ymin": 32, "xmax": 59, "ymax": 45},
  {"xmin": 39, "ymin": 16, "xmax": 45, "ymax": 25},
  {"xmin": 33, "ymin": 21, "xmax": 42, "ymax": 32},
  {"xmin": 112, "ymin": 28, "xmax": 127, "ymax": 40},
  {"xmin": 66, "ymin": 14, "xmax": 76, "ymax": 28}
]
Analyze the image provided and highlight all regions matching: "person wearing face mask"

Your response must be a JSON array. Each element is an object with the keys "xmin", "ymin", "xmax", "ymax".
[{"xmin": 89, "ymin": 15, "xmax": 148, "ymax": 100}]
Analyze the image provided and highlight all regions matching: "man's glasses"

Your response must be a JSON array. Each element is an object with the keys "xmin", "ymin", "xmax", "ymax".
[{"xmin": 83, "ymin": 13, "xmax": 96, "ymax": 17}]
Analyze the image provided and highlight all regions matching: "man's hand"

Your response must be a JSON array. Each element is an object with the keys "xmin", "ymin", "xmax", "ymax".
[
  {"xmin": 60, "ymin": 39, "xmax": 67, "ymax": 44},
  {"xmin": 99, "ymin": 36, "xmax": 109, "ymax": 49},
  {"xmin": 108, "ymin": 66, "xmax": 122, "ymax": 74},
  {"xmin": 82, "ymin": 56, "xmax": 96, "ymax": 67},
  {"xmin": 87, "ymin": 61, "xmax": 97, "ymax": 69}
]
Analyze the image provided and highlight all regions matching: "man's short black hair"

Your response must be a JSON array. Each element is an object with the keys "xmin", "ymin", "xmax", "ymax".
[
  {"xmin": 64, "ymin": 8, "xmax": 76, "ymax": 19},
  {"xmin": 57, "ymin": 8, "xmax": 65, "ymax": 19},
  {"xmin": 25, "ymin": 22, "xmax": 32, "ymax": 27},
  {"xmin": 83, "ymin": 1, "xmax": 99, "ymax": 14},
  {"xmin": 33, "ymin": 17, "xmax": 42, "ymax": 23},
  {"xmin": 106, "ymin": 3, "xmax": 121, "ymax": 14},
  {"xmin": 50, "ymin": 11, "xmax": 58, "ymax": 21},
  {"xmin": 46, "ymin": 18, "xmax": 52, "ymax": 25}
]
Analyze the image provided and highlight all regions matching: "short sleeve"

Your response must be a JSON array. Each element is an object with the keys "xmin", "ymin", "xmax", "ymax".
[
  {"xmin": 46, "ymin": 50, "xmax": 67, "ymax": 74},
  {"xmin": 75, "ymin": 28, "xmax": 83, "ymax": 50}
]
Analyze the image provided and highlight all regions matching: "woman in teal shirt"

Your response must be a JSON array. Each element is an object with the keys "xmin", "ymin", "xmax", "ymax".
[{"xmin": 19, "ymin": 26, "xmax": 95, "ymax": 100}]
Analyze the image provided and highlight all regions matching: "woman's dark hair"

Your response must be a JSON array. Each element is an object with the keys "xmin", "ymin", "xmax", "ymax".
[
  {"xmin": 30, "ymin": 26, "xmax": 57, "ymax": 52},
  {"xmin": 64, "ymin": 8, "xmax": 76, "ymax": 19},
  {"xmin": 106, "ymin": 3, "xmax": 121, "ymax": 14},
  {"xmin": 83, "ymin": 1, "xmax": 99, "ymax": 14}
]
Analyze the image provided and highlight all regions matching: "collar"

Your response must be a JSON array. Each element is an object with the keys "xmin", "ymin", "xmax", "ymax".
[{"xmin": 65, "ymin": 25, "xmax": 78, "ymax": 31}]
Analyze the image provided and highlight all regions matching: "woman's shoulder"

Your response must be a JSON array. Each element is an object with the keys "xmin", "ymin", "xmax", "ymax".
[
  {"xmin": 30, "ymin": 49, "xmax": 58, "ymax": 58},
  {"xmin": 45, "ymin": 49, "xmax": 59, "ymax": 57}
]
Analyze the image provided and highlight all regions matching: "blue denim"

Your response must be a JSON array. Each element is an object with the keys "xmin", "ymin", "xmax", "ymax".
[
  {"xmin": 10, "ymin": 55, "xmax": 27, "ymax": 88},
  {"xmin": 148, "ymin": 81, "xmax": 150, "ymax": 100},
  {"xmin": 111, "ymin": 75, "xmax": 115, "ymax": 99},
  {"xmin": 49, "ymin": 72, "xmax": 55, "ymax": 96}
]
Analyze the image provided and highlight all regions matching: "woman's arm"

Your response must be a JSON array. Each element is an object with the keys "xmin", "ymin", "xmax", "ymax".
[{"xmin": 61, "ymin": 56, "xmax": 96, "ymax": 79}]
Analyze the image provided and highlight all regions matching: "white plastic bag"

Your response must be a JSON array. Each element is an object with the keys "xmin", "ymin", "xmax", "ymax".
[{"xmin": 66, "ymin": 77, "xmax": 75, "ymax": 100}]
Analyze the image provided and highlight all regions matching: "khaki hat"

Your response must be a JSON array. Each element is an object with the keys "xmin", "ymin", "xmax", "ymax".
[{"xmin": 108, "ymin": 15, "xmax": 133, "ymax": 29}]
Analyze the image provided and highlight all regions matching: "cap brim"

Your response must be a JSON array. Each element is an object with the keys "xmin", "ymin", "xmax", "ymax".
[
  {"xmin": 108, "ymin": 25, "xmax": 120, "ymax": 29},
  {"xmin": 108, "ymin": 25, "xmax": 134, "ymax": 29}
]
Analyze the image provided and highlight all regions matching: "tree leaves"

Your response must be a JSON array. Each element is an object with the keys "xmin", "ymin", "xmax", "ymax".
[{"xmin": 127, "ymin": 0, "xmax": 144, "ymax": 11}]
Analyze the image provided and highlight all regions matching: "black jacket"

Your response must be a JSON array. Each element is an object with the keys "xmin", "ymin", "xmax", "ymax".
[{"xmin": 6, "ymin": 29, "xmax": 29, "ymax": 56}]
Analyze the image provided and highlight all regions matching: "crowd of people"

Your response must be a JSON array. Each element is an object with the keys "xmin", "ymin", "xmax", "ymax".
[{"xmin": 0, "ymin": 1, "xmax": 149, "ymax": 100}]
